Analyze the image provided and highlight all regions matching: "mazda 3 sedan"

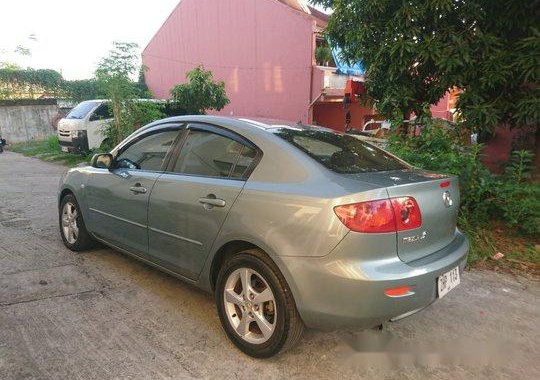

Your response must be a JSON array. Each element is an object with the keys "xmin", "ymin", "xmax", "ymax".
[{"xmin": 58, "ymin": 116, "xmax": 468, "ymax": 357}]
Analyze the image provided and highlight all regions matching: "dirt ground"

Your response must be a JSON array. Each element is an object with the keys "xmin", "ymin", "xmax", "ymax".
[{"xmin": 0, "ymin": 151, "xmax": 538, "ymax": 380}]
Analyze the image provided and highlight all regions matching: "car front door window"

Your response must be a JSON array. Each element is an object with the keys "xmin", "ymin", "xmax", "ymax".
[
  {"xmin": 89, "ymin": 103, "xmax": 112, "ymax": 121},
  {"xmin": 116, "ymin": 130, "xmax": 179, "ymax": 171}
]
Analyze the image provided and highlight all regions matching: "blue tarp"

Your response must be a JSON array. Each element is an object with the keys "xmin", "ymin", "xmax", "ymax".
[{"xmin": 330, "ymin": 45, "xmax": 365, "ymax": 76}]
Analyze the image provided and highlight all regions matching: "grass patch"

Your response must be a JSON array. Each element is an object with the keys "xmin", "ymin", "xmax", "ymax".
[
  {"xmin": 8, "ymin": 136, "xmax": 93, "ymax": 166},
  {"xmin": 460, "ymin": 217, "xmax": 539, "ymax": 276}
]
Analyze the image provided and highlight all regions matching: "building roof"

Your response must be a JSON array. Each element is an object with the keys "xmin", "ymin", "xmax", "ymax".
[{"xmin": 278, "ymin": 0, "xmax": 329, "ymax": 26}]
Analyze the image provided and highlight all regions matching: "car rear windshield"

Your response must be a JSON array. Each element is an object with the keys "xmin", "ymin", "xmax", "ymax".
[
  {"xmin": 66, "ymin": 101, "xmax": 100, "ymax": 119},
  {"xmin": 273, "ymin": 128, "xmax": 408, "ymax": 173}
]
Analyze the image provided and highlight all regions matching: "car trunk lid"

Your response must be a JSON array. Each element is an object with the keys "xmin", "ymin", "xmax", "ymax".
[{"xmin": 347, "ymin": 169, "xmax": 459, "ymax": 263}]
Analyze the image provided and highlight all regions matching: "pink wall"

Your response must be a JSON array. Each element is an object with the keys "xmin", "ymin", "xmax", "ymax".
[
  {"xmin": 430, "ymin": 92, "xmax": 452, "ymax": 121},
  {"xmin": 143, "ymin": 0, "xmax": 316, "ymax": 122}
]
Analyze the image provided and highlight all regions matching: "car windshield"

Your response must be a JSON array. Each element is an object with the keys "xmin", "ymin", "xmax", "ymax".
[
  {"xmin": 65, "ymin": 101, "xmax": 100, "ymax": 119},
  {"xmin": 273, "ymin": 127, "xmax": 409, "ymax": 173}
]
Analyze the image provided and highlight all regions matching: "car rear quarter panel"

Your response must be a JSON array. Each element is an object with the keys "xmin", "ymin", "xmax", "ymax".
[{"xmin": 210, "ymin": 124, "xmax": 395, "ymax": 260}]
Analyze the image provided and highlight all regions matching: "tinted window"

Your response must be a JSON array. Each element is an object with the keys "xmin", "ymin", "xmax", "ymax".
[
  {"xmin": 172, "ymin": 130, "xmax": 255, "ymax": 178},
  {"xmin": 66, "ymin": 101, "xmax": 100, "ymax": 119},
  {"xmin": 274, "ymin": 128, "xmax": 408, "ymax": 173},
  {"xmin": 89, "ymin": 103, "xmax": 112, "ymax": 121},
  {"xmin": 230, "ymin": 145, "xmax": 257, "ymax": 178},
  {"xmin": 116, "ymin": 130, "xmax": 178, "ymax": 171}
]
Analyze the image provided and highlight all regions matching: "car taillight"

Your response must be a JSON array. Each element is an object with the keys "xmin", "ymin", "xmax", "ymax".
[
  {"xmin": 390, "ymin": 197, "xmax": 422, "ymax": 231},
  {"xmin": 334, "ymin": 197, "xmax": 422, "ymax": 233}
]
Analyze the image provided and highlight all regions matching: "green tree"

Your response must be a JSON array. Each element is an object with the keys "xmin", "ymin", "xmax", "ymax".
[
  {"xmin": 170, "ymin": 66, "xmax": 229, "ymax": 115},
  {"xmin": 95, "ymin": 42, "xmax": 140, "ymax": 144},
  {"xmin": 135, "ymin": 66, "xmax": 151, "ymax": 98},
  {"xmin": 0, "ymin": 68, "xmax": 64, "ymax": 99},
  {"xmin": 312, "ymin": 0, "xmax": 539, "ymax": 136},
  {"xmin": 64, "ymin": 79, "xmax": 102, "ymax": 102},
  {"xmin": 315, "ymin": 46, "xmax": 332, "ymax": 66}
]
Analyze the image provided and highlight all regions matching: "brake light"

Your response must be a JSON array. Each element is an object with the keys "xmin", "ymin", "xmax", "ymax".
[
  {"xmin": 334, "ymin": 197, "xmax": 422, "ymax": 233},
  {"xmin": 440, "ymin": 181, "xmax": 451, "ymax": 188},
  {"xmin": 390, "ymin": 197, "xmax": 422, "ymax": 230}
]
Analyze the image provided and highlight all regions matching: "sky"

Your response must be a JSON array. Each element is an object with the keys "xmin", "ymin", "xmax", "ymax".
[
  {"xmin": 0, "ymin": 0, "xmax": 180, "ymax": 80},
  {"xmin": 0, "ymin": 0, "xmax": 326, "ymax": 81}
]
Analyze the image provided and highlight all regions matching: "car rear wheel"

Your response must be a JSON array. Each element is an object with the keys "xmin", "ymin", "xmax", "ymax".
[
  {"xmin": 215, "ymin": 249, "xmax": 304, "ymax": 358},
  {"xmin": 59, "ymin": 194, "xmax": 96, "ymax": 251}
]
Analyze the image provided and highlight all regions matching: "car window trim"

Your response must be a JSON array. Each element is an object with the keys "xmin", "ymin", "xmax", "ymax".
[
  {"xmin": 164, "ymin": 122, "xmax": 263, "ymax": 181},
  {"xmin": 113, "ymin": 123, "xmax": 185, "ymax": 173}
]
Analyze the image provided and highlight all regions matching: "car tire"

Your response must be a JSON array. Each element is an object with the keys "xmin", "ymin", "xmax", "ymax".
[
  {"xmin": 59, "ymin": 194, "xmax": 96, "ymax": 251},
  {"xmin": 215, "ymin": 249, "xmax": 304, "ymax": 358}
]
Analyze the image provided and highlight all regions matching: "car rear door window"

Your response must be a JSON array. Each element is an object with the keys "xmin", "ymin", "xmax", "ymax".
[
  {"xmin": 172, "ymin": 130, "xmax": 256, "ymax": 179},
  {"xmin": 230, "ymin": 145, "xmax": 258, "ymax": 179},
  {"xmin": 115, "ymin": 130, "xmax": 179, "ymax": 171}
]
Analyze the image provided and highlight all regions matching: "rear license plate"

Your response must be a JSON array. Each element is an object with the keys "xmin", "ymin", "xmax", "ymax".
[
  {"xmin": 437, "ymin": 266, "xmax": 460, "ymax": 298},
  {"xmin": 61, "ymin": 146, "xmax": 69, "ymax": 153}
]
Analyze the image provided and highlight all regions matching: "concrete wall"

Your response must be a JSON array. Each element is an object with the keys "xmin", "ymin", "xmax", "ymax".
[
  {"xmin": 0, "ymin": 102, "xmax": 58, "ymax": 143},
  {"xmin": 142, "ymin": 0, "xmax": 316, "ymax": 123}
]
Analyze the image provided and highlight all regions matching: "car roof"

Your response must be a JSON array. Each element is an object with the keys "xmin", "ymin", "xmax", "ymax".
[{"xmin": 138, "ymin": 115, "xmax": 338, "ymax": 135}]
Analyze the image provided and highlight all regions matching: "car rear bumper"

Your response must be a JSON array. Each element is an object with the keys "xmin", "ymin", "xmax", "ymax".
[{"xmin": 277, "ymin": 229, "xmax": 468, "ymax": 330}]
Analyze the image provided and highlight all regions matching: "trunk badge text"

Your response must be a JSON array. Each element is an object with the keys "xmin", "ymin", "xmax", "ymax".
[
  {"xmin": 442, "ymin": 191, "xmax": 453, "ymax": 208},
  {"xmin": 403, "ymin": 231, "xmax": 428, "ymax": 243}
]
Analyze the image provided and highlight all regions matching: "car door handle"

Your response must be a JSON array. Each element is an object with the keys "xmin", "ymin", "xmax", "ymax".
[
  {"xmin": 130, "ymin": 183, "xmax": 147, "ymax": 194},
  {"xmin": 198, "ymin": 196, "xmax": 226, "ymax": 208}
]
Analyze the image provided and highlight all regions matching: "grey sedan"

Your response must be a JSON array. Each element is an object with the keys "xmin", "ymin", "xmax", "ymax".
[{"xmin": 58, "ymin": 116, "xmax": 468, "ymax": 357}]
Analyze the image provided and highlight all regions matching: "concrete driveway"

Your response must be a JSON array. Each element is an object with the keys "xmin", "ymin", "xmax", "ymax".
[{"xmin": 0, "ymin": 151, "xmax": 538, "ymax": 380}]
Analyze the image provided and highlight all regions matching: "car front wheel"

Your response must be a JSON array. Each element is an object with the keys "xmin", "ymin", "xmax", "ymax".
[
  {"xmin": 215, "ymin": 249, "xmax": 304, "ymax": 358},
  {"xmin": 59, "ymin": 194, "xmax": 95, "ymax": 251}
]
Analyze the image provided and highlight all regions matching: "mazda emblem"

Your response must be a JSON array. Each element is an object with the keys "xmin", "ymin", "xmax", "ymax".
[{"xmin": 442, "ymin": 191, "xmax": 453, "ymax": 208}]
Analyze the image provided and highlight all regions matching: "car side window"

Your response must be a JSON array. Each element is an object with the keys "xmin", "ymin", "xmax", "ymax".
[
  {"xmin": 89, "ymin": 103, "xmax": 112, "ymax": 121},
  {"xmin": 230, "ymin": 145, "xmax": 257, "ymax": 179},
  {"xmin": 115, "ymin": 130, "xmax": 179, "ymax": 171},
  {"xmin": 172, "ymin": 130, "xmax": 257, "ymax": 179}
]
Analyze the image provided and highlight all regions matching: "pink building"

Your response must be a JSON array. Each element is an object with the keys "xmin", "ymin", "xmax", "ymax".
[{"xmin": 143, "ymin": 0, "xmax": 453, "ymax": 131}]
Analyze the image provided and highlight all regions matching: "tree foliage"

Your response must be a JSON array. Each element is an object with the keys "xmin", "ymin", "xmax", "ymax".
[
  {"xmin": 170, "ymin": 66, "xmax": 230, "ymax": 115},
  {"xmin": 95, "ymin": 42, "xmax": 166, "ymax": 146},
  {"xmin": 315, "ymin": 46, "xmax": 332, "ymax": 66},
  {"xmin": 95, "ymin": 42, "xmax": 140, "ymax": 144},
  {"xmin": 64, "ymin": 79, "xmax": 102, "ymax": 102},
  {"xmin": 0, "ymin": 69, "xmax": 104, "ymax": 102},
  {"xmin": 0, "ymin": 68, "xmax": 64, "ymax": 99},
  {"xmin": 313, "ymin": 0, "xmax": 539, "ymax": 133}
]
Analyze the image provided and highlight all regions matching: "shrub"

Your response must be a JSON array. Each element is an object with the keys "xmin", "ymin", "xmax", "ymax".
[
  {"xmin": 387, "ymin": 120, "xmax": 538, "ymax": 237},
  {"xmin": 100, "ymin": 101, "xmax": 166, "ymax": 149},
  {"xmin": 315, "ymin": 46, "xmax": 332, "ymax": 66},
  {"xmin": 64, "ymin": 79, "xmax": 102, "ymax": 102},
  {"xmin": 170, "ymin": 66, "xmax": 229, "ymax": 115},
  {"xmin": 496, "ymin": 151, "xmax": 540, "ymax": 236}
]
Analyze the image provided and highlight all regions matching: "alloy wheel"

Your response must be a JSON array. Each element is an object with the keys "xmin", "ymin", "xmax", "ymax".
[
  {"xmin": 61, "ymin": 202, "xmax": 79, "ymax": 244},
  {"xmin": 223, "ymin": 267, "xmax": 277, "ymax": 344}
]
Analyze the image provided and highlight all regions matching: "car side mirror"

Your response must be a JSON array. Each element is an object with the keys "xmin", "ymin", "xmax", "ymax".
[{"xmin": 91, "ymin": 153, "xmax": 114, "ymax": 169}]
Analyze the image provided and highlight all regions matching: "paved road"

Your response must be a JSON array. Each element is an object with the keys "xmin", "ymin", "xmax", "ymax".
[{"xmin": 0, "ymin": 151, "xmax": 538, "ymax": 380}]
